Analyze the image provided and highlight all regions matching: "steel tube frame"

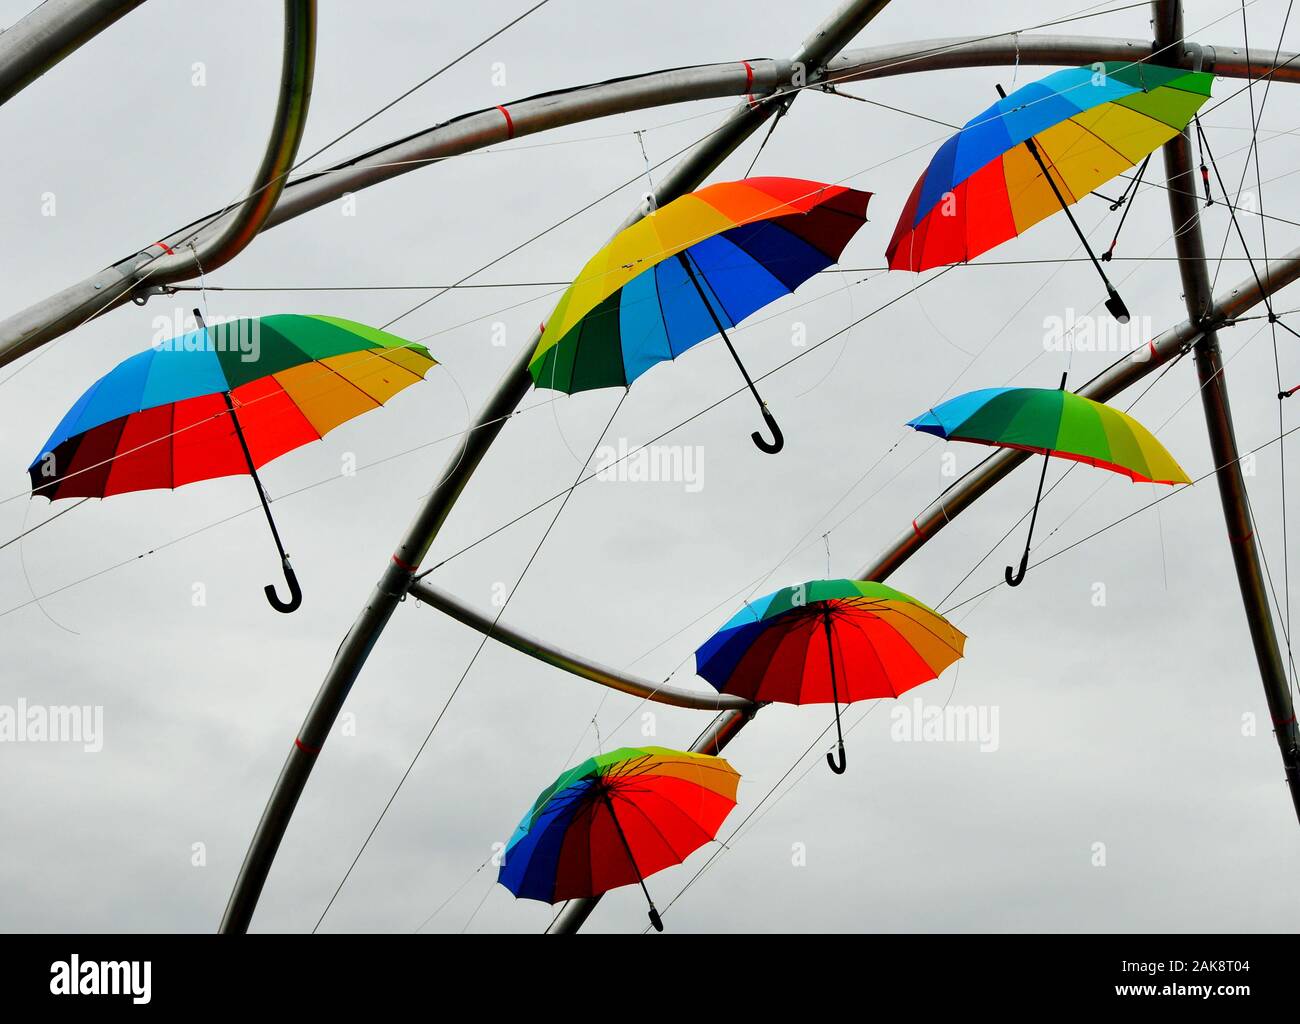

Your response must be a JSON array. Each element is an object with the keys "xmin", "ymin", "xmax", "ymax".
[
  {"xmin": 9, "ymin": 1, "xmax": 1297, "ymax": 933},
  {"xmin": 5, "ymin": 32, "xmax": 1297, "ymax": 369},
  {"xmin": 1151, "ymin": 0, "xmax": 1300, "ymax": 817},
  {"xmin": 407, "ymin": 581, "xmax": 751, "ymax": 712},
  {"xmin": 218, "ymin": 0, "xmax": 896, "ymax": 934},
  {"xmin": 0, "ymin": 0, "xmax": 146, "ymax": 106},
  {"xmin": 0, "ymin": 0, "xmax": 315, "ymax": 366}
]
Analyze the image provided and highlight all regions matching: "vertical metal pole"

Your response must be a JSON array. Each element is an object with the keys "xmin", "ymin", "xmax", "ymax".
[
  {"xmin": 1151, "ymin": 1, "xmax": 1300, "ymax": 819},
  {"xmin": 220, "ymin": 0, "xmax": 896, "ymax": 935}
]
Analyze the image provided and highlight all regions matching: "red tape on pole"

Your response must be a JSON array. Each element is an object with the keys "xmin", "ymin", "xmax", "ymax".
[{"xmin": 496, "ymin": 104, "xmax": 515, "ymax": 139}]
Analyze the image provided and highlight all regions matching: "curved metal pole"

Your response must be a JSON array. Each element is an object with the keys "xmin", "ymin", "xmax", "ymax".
[
  {"xmin": 218, "ymin": 0, "xmax": 895, "ymax": 935},
  {"xmin": 1150, "ymin": 0, "xmax": 1300, "ymax": 818},
  {"xmin": 0, "ymin": 0, "xmax": 146, "ymax": 106},
  {"xmin": 407, "ymin": 580, "xmax": 751, "ymax": 712},
  {"xmin": 5, "ymin": 31, "xmax": 1298, "ymax": 367},
  {"xmin": 0, "ymin": 0, "xmax": 315, "ymax": 366}
]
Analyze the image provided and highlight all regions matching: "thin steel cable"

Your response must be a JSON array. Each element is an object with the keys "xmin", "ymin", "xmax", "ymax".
[{"xmin": 312, "ymin": 391, "xmax": 628, "ymax": 932}]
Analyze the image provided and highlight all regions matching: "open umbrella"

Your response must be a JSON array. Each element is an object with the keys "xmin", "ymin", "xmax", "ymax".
[
  {"xmin": 529, "ymin": 176, "xmax": 871, "ymax": 454},
  {"xmin": 696, "ymin": 580, "xmax": 965, "ymax": 774},
  {"xmin": 29, "ymin": 312, "xmax": 436, "ymax": 612},
  {"xmin": 886, "ymin": 63, "xmax": 1214, "ymax": 322},
  {"xmin": 907, "ymin": 376, "xmax": 1191, "ymax": 586},
  {"xmin": 497, "ymin": 746, "xmax": 739, "ymax": 932}
]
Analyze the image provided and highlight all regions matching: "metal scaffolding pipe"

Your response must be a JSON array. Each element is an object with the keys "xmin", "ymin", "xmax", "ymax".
[
  {"xmin": 0, "ymin": 0, "xmax": 315, "ymax": 367},
  {"xmin": 1150, "ymin": 0, "xmax": 1300, "ymax": 820},
  {"xmin": 826, "ymin": 32, "xmax": 1300, "ymax": 84},
  {"xmin": 5, "ymin": 30, "xmax": 1298, "ymax": 368},
  {"xmin": 218, "ymin": 0, "xmax": 895, "ymax": 934},
  {"xmin": 407, "ymin": 580, "xmax": 752, "ymax": 712},
  {"xmin": 0, "ymin": 0, "xmax": 145, "ymax": 106}
]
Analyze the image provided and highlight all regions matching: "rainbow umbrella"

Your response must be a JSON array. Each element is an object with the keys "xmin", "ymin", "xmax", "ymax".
[
  {"xmin": 529, "ymin": 176, "xmax": 871, "ymax": 454},
  {"xmin": 29, "ymin": 312, "xmax": 435, "ymax": 612},
  {"xmin": 886, "ymin": 63, "xmax": 1214, "ymax": 322},
  {"xmin": 696, "ymin": 580, "xmax": 965, "ymax": 774},
  {"xmin": 907, "ymin": 377, "xmax": 1190, "ymax": 586},
  {"xmin": 497, "ymin": 746, "xmax": 739, "ymax": 932}
]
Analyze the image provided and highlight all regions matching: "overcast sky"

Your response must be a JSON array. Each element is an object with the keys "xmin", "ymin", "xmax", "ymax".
[{"xmin": 2, "ymin": 0, "xmax": 1299, "ymax": 934}]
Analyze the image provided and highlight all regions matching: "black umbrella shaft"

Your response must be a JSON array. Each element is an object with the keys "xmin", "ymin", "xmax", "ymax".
[
  {"xmin": 823, "ymin": 611, "xmax": 845, "ymax": 748},
  {"xmin": 1019, "ymin": 373, "xmax": 1067, "ymax": 550},
  {"xmin": 996, "ymin": 84, "xmax": 1114, "ymax": 289},
  {"xmin": 675, "ymin": 251, "xmax": 765, "ymax": 405},
  {"xmin": 222, "ymin": 391, "xmax": 289, "ymax": 564},
  {"xmin": 600, "ymin": 790, "xmax": 656, "ymax": 911},
  {"xmin": 1023, "ymin": 448, "xmax": 1052, "ymax": 553}
]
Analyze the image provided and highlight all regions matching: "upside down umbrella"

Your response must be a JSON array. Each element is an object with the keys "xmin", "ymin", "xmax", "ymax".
[
  {"xmin": 29, "ymin": 312, "xmax": 436, "ymax": 612},
  {"xmin": 497, "ymin": 746, "xmax": 739, "ymax": 932},
  {"xmin": 886, "ymin": 63, "xmax": 1214, "ymax": 322},
  {"xmin": 529, "ymin": 176, "xmax": 872, "ymax": 454},
  {"xmin": 907, "ymin": 377, "xmax": 1191, "ymax": 586},
  {"xmin": 696, "ymin": 580, "xmax": 966, "ymax": 775}
]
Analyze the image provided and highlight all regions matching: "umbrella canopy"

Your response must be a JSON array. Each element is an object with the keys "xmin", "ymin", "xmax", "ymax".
[
  {"xmin": 908, "ymin": 382, "xmax": 1189, "ymax": 587},
  {"xmin": 498, "ymin": 745, "xmax": 739, "ymax": 931},
  {"xmin": 886, "ymin": 63, "xmax": 1214, "ymax": 271},
  {"xmin": 906, "ymin": 386, "xmax": 1191, "ymax": 485},
  {"xmin": 29, "ymin": 313, "xmax": 435, "ymax": 612},
  {"xmin": 30, "ymin": 314, "xmax": 434, "ymax": 500},
  {"xmin": 528, "ymin": 176, "xmax": 871, "ymax": 453},
  {"xmin": 696, "ymin": 580, "xmax": 966, "ymax": 773}
]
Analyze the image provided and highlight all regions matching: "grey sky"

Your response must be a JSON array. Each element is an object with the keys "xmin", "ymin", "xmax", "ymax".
[{"xmin": 2, "ymin": 0, "xmax": 1298, "ymax": 934}]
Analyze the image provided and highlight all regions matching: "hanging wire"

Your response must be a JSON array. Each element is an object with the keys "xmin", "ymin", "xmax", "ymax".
[
  {"xmin": 1100, "ymin": 153, "xmax": 1151, "ymax": 261},
  {"xmin": 1239, "ymin": 0, "xmax": 1295, "ymax": 689},
  {"xmin": 313, "ymin": 391, "xmax": 628, "ymax": 932}
]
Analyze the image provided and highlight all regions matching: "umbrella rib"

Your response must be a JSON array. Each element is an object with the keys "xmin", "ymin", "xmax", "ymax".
[
  {"xmin": 612, "ymin": 787, "xmax": 699, "ymax": 865},
  {"xmin": 630, "ymin": 788, "xmax": 720, "ymax": 858},
  {"xmin": 683, "ymin": 249, "xmax": 739, "ymax": 335},
  {"xmin": 650, "ymin": 263, "xmax": 677, "ymax": 362},
  {"xmin": 92, "ymin": 416, "xmax": 131, "ymax": 496},
  {"xmin": 840, "ymin": 614, "xmax": 906, "ymax": 698},
  {"xmin": 367, "ymin": 348, "xmax": 431, "ymax": 390},
  {"xmin": 304, "ymin": 358, "xmax": 385, "ymax": 417},
  {"xmin": 713, "ymin": 227, "xmax": 794, "ymax": 296},
  {"xmin": 861, "ymin": 604, "xmax": 965, "ymax": 653},
  {"xmin": 1046, "ymin": 110, "xmax": 1161, "ymax": 185},
  {"xmin": 166, "ymin": 400, "xmax": 176, "ymax": 491}
]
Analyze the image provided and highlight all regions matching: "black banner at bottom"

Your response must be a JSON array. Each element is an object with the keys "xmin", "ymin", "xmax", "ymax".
[{"xmin": 0, "ymin": 933, "xmax": 1287, "ymax": 1012}]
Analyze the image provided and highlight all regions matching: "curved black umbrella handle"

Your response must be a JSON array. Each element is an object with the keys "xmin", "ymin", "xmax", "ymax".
[
  {"xmin": 1104, "ymin": 287, "xmax": 1131, "ymax": 325},
  {"xmin": 265, "ymin": 558, "xmax": 303, "ymax": 614},
  {"xmin": 751, "ymin": 404, "xmax": 785, "ymax": 455},
  {"xmin": 1005, "ymin": 551, "xmax": 1029, "ymax": 588},
  {"xmin": 825, "ymin": 742, "xmax": 847, "ymax": 775}
]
